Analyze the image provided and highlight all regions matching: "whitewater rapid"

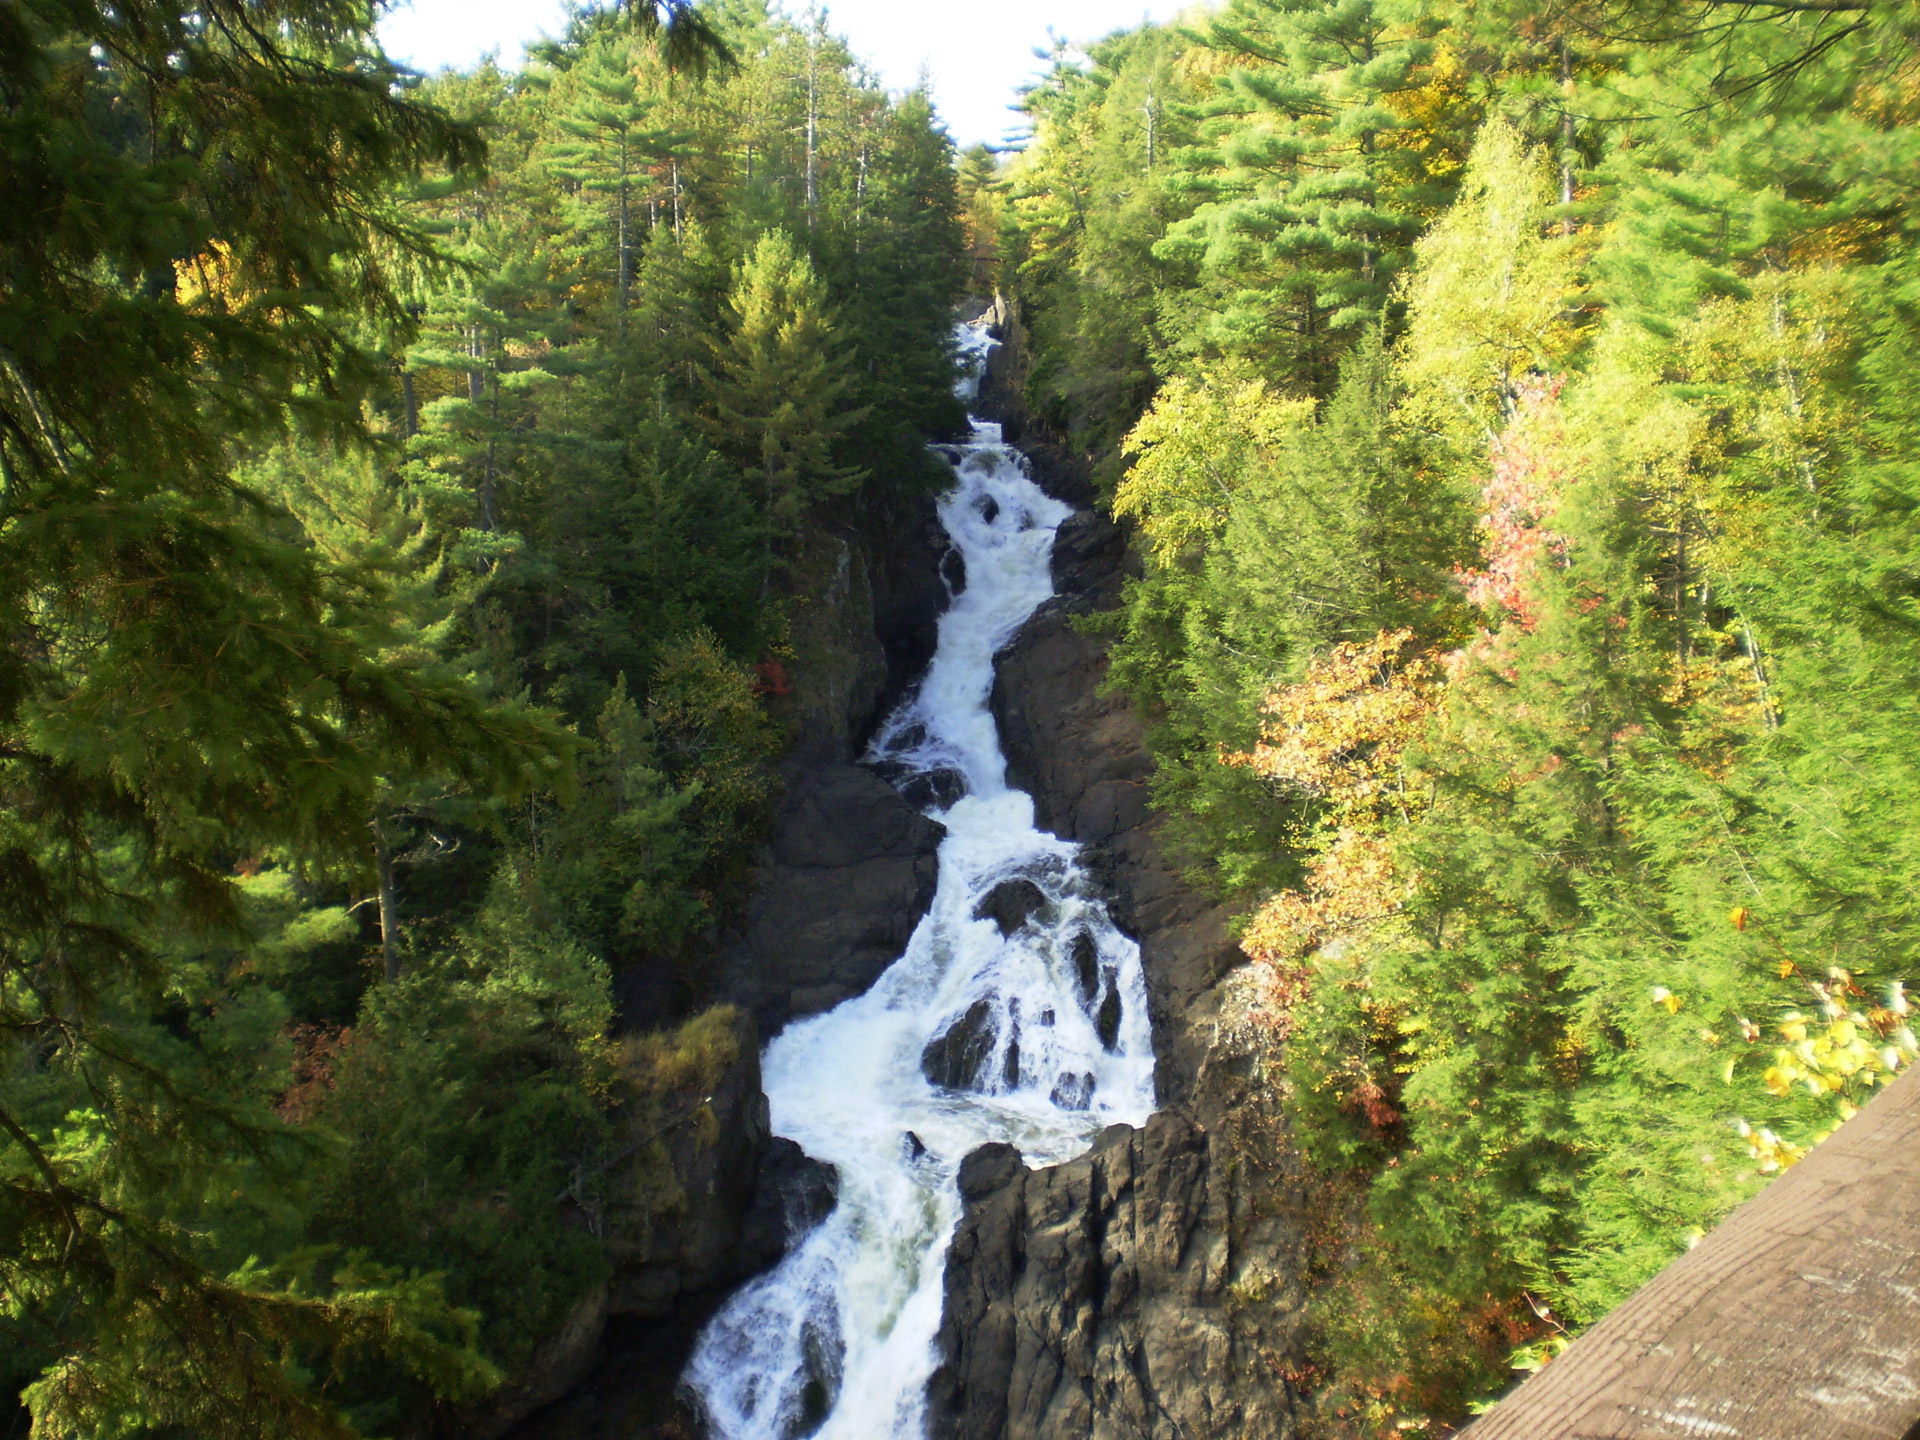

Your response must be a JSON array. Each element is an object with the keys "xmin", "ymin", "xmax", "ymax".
[{"xmin": 683, "ymin": 322, "xmax": 1157, "ymax": 1439}]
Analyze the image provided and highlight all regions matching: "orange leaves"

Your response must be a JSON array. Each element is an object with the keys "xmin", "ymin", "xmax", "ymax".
[
  {"xmin": 1454, "ymin": 375, "xmax": 1571, "ymax": 632},
  {"xmin": 1227, "ymin": 628, "xmax": 1440, "ymax": 816},
  {"xmin": 1234, "ymin": 629, "xmax": 1443, "ymax": 1023},
  {"xmin": 1242, "ymin": 828, "xmax": 1404, "ymax": 972}
]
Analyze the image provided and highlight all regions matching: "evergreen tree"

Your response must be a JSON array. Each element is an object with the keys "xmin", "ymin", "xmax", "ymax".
[
  {"xmin": 1157, "ymin": 0, "xmax": 1447, "ymax": 390},
  {"xmin": 699, "ymin": 229, "xmax": 869, "ymax": 534},
  {"xmin": 543, "ymin": 36, "xmax": 688, "ymax": 323},
  {"xmin": 0, "ymin": 1, "xmax": 566, "ymax": 1431}
]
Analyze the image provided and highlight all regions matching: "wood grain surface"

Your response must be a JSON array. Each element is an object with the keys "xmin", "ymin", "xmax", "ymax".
[{"xmin": 1460, "ymin": 1062, "xmax": 1920, "ymax": 1440}]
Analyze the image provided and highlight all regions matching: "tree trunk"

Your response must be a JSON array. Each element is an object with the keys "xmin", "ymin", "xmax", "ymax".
[
  {"xmin": 618, "ymin": 146, "xmax": 632, "ymax": 329},
  {"xmin": 374, "ymin": 823, "xmax": 400, "ymax": 982},
  {"xmin": 401, "ymin": 366, "xmax": 419, "ymax": 439},
  {"xmin": 805, "ymin": 22, "xmax": 819, "ymax": 227},
  {"xmin": 1559, "ymin": 38, "xmax": 1575, "ymax": 234}
]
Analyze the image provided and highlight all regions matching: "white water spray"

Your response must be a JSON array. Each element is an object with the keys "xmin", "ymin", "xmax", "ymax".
[{"xmin": 683, "ymin": 322, "xmax": 1157, "ymax": 1440}]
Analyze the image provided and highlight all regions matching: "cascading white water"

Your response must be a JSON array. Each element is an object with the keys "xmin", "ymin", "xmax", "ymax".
[{"xmin": 683, "ymin": 321, "xmax": 1157, "ymax": 1440}]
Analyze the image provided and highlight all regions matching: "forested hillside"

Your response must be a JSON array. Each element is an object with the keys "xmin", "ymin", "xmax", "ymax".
[
  {"xmin": 980, "ymin": 0, "xmax": 1920, "ymax": 1429},
  {"xmin": 0, "ymin": 1, "xmax": 962, "ymax": 1434}
]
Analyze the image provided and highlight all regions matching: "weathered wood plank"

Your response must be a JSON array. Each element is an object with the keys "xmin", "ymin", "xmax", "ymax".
[{"xmin": 1461, "ymin": 1063, "xmax": 1920, "ymax": 1440}]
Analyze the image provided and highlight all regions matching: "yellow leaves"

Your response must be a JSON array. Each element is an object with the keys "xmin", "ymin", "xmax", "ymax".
[
  {"xmin": 1228, "ymin": 629, "xmax": 1440, "ymax": 814},
  {"xmin": 1734, "ymin": 1119, "xmax": 1808, "ymax": 1175},
  {"xmin": 1396, "ymin": 119, "xmax": 1586, "ymax": 448},
  {"xmin": 1243, "ymin": 828, "xmax": 1404, "ymax": 972},
  {"xmin": 1728, "ymin": 906, "xmax": 1750, "ymax": 931},
  {"xmin": 1233, "ymin": 629, "xmax": 1444, "ymax": 1026},
  {"xmin": 1114, "ymin": 371, "xmax": 1314, "ymax": 561},
  {"xmin": 1650, "ymin": 985, "xmax": 1681, "ymax": 1015},
  {"xmin": 1740, "ymin": 990, "xmax": 1918, "ymax": 1157},
  {"xmin": 173, "ymin": 239, "xmax": 259, "ymax": 315}
]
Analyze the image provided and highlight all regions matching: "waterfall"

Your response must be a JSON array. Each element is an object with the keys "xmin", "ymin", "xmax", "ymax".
[{"xmin": 683, "ymin": 321, "xmax": 1157, "ymax": 1439}]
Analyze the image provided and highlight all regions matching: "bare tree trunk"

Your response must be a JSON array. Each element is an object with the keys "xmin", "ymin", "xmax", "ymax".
[
  {"xmin": 805, "ymin": 15, "xmax": 819, "ymax": 227},
  {"xmin": 467, "ymin": 325, "xmax": 484, "ymax": 404},
  {"xmin": 618, "ymin": 138, "xmax": 633, "ymax": 335},
  {"xmin": 1560, "ymin": 38, "xmax": 1576, "ymax": 235},
  {"xmin": 482, "ymin": 371, "xmax": 498, "ymax": 532},
  {"xmin": 1674, "ymin": 481, "xmax": 1690, "ymax": 666},
  {"xmin": 374, "ymin": 822, "xmax": 400, "ymax": 982},
  {"xmin": 401, "ymin": 366, "xmax": 419, "ymax": 439}
]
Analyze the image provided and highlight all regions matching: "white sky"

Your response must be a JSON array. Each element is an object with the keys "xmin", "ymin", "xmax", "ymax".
[{"xmin": 378, "ymin": 1, "xmax": 1194, "ymax": 149}]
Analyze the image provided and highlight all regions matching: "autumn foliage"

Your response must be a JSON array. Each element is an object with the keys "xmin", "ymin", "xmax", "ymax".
[{"xmin": 1232, "ymin": 631, "xmax": 1438, "ymax": 1014}]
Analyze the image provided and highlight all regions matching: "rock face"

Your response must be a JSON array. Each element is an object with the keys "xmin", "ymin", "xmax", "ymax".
[
  {"xmin": 601, "ymin": 1010, "xmax": 780, "ymax": 1317},
  {"xmin": 931, "ymin": 1116, "xmax": 1297, "ymax": 1440},
  {"xmin": 718, "ymin": 505, "xmax": 950, "ymax": 1035},
  {"xmin": 923, "ymin": 308, "xmax": 1314, "ymax": 1439},
  {"xmin": 720, "ymin": 760, "xmax": 943, "ymax": 1032}
]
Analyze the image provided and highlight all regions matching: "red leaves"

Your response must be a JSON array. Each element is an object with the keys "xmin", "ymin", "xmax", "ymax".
[
  {"xmin": 751, "ymin": 656, "xmax": 793, "ymax": 698},
  {"xmin": 1454, "ymin": 375, "xmax": 1572, "ymax": 634}
]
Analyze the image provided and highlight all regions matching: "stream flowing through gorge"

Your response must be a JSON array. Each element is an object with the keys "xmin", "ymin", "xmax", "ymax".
[{"xmin": 682, "ymin": 324, "xmax": 1158, "ymax": 1438}]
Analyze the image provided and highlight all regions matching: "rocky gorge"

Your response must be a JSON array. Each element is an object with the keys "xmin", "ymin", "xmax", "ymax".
[
  {"xmin": 921, "ymin": 316, "xmax": 1312, "ymax": 1440},
  {"xmin": 495, "ymin": 309, "xmax": 1315, "ymax": 1440}
]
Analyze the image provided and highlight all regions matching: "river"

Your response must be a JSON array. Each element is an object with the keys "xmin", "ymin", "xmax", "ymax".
[{"xmin": 682, "ymin": 322, "xmax": 1157, "ymax": 1439}]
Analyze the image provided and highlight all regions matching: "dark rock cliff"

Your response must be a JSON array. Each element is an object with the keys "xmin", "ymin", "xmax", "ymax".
[
  {"xmin": 718, "ymin": 510, "xmax": 950, "ymax": 1033},
  {"xmin": 495, "ymin": 499, "xmax": 952, "ymax": 1440},
  {"xmin": 923, "ymin": 306, "xmax": 1315, "ymax": 1440}
]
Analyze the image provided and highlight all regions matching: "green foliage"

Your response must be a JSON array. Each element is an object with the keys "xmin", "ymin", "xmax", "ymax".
[
  {"xmin": 1100, "ymin": 334, "xmax": 1471, "ymax": 895},
  {"xmin": 1008, "ymin": 0, "xmax": 1920, "ymax": 1430},
  {"xmin": 307, "ymin": 870, "xmax": 614, "ymax": 1390},
  {"xmin": 0, "ymin": 0, "xmax": 967, "ymax": 1431},
  {"xmin": 700, "ymin": 229, "xmax": 869, "ymax": 531},
  {"xmin": 1158, "ymin": 0, "xmax": 1447, "ymax": 390}
]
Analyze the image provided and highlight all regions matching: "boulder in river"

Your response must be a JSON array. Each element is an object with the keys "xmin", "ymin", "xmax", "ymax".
[
  {"xmin": 922, "ymin": 999, "xmax": 999, "ymax": 1090},
  {"xmin": 973, "ymin": 878, "xmax": 1050, "ymax": 935},
  {"xmin": 941, "ymin": 545, "xmax": 967, "ymax": 597},
  {"xmin": 736, "ymin": 1138, "xmax": 840, "ymax": 1276},
  {"xmin": 1095, "ymin": 970, "xmax": 1122, "ymax": 1052},
  {"xmin": 1068, "ymin": 929, "xmax": 1098, "ymax": 1001}
]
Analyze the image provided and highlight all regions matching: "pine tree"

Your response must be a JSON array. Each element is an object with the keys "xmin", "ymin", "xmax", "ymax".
[
  {"xmin": 544, "ymin": 36, "xmax": 689, "ymax": 325},
  {"xmin": 698, "ymin": 229, "xmax": 869, "ymax": 534},
  {"xmin": 1157, "ymin": 0, "xmax": 1446, "ymax": 391},
  {"xmin": 0, "ymin": 2, "xmax": 571, "ymax": 1432}
]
